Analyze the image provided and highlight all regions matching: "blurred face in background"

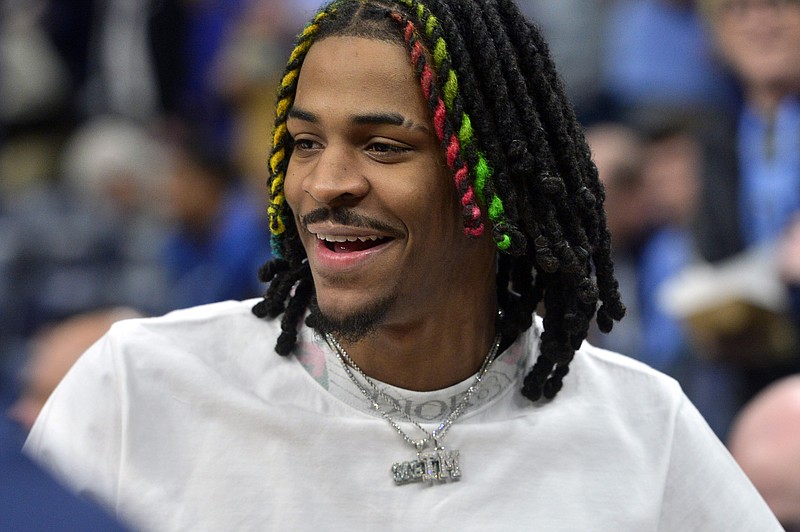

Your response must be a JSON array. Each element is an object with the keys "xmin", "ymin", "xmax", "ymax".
[
  {"xmin": 707, "ymin": 0, "xmax": 800, "ymax": 104},
  {"xmin": 642, "ymin": 130, "xmax": 701, "ymax": 228},
  {"xmin": 586, "ymin": 125, "xmax": 650, "ymax": 251},
  {"xmin": 8, "ymin": 309, "xmax": 136, "ymax": 432},
  {"xmin": 166, "ymin": 149, "xmax": 225, "ymax": 233}
]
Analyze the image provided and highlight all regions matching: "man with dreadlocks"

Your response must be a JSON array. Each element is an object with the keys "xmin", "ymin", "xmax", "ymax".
[{"xmin": 25, "ymin": 0, "xmax": 779, "ymax": 530}]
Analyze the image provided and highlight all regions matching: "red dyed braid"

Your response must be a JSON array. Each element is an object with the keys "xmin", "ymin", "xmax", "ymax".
[{"xmin": 392, "ymin": 11, "xmax": 483, "ymax": 237}]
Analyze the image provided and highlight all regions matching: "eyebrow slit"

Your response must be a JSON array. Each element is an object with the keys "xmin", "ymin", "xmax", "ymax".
[{"xmin": 352, "ymin": 112, "xmax": 429, "ymax": 132}]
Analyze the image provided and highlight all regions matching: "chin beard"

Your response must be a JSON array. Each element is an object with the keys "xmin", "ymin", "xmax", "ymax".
[{"xmin": 306, "ymin": 293, "xmax": 395, "ymax": 343}]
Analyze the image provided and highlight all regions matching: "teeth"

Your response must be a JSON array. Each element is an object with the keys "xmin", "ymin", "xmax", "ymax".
[{"xmin": 315, "ymin": 234, "xmax": 381, "ymax": 243}]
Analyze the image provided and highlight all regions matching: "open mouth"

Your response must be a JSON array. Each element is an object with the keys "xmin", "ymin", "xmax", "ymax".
[{"xmin": 316, "ymin": 234, "xmax": 392, "ymax": 253}]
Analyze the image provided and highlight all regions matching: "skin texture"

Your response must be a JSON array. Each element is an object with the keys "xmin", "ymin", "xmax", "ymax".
[{"xmin": 284, "ymin": 36, "xmax": 498, "ymax": 391}]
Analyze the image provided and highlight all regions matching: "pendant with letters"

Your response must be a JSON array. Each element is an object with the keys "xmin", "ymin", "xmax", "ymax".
[{"xmin": 391, "ymin": 448, "xmax": 461, "ymax": 485}]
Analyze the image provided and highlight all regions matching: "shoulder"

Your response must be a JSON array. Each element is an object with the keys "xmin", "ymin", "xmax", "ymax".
[
  {"xmin": 578, "ymin": 340, "xmax": 681, "ymax": 390},
  {"xmin": 557, "ymin": 336, "xmax": 686, "ymax": 418},
  {"xmin": 95, "ymin": 299, "xmax": 284, "ymax": 379},
  {"xmin": 524, "ymin": 317, "xmax": 684, "ymax": 413},
  {"xmin": 109, "ymin": 299, "xmax": 279, "ymax": 346},
  {"xmin": 126, "ymin": 298, "xmax": 267, "ymax": 325}
]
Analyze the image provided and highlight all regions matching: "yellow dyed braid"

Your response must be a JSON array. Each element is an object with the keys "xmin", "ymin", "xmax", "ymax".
[{"xmin": 267, "ymin": 8, "xmax": 335, "ymax": 240}]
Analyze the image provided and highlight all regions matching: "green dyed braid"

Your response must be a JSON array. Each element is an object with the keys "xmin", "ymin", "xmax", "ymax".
[
  {"xmin": 253, "ymin": 0, "xmax": 626, "ymax": 403},
  {"xmin": 392, "ymin": 0, "xmax": 517, "ymax": 251},
  {"xmin": 266, "ymin": 0, "xmax": 519, "ymax": 254}
]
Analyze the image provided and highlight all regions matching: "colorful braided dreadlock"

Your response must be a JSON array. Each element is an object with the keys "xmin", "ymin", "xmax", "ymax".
[{"xmin": 252, "ymin": 0, "xmax": 626, "ymax": 402}]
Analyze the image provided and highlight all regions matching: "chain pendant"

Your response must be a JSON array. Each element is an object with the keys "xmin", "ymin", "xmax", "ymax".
[
  {"xmin": 391, "ymin": 448, "xmax": 461, "ymax": 485},
  {"xmin": 325, "ymin": 331, "xmax": 501, "ymax": 487}
]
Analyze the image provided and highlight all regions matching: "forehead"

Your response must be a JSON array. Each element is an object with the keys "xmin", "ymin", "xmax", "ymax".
[{"xmin": 293, "ymin": 36, "xmax": 429, "ymax": 122}]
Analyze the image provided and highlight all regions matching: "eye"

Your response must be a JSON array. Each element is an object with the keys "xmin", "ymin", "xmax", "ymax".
[
  {"xmin": 365, "ymin": 141, "xmax": 412, "ymax": 161},
  {"xmin": 292, "ymin": 137, "xmax": 323, "ymax": 156}
]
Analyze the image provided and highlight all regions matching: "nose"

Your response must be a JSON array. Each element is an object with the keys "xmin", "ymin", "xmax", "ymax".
[{"xmin": 301, "ymin": 143, "xmax": 369, "ymax": 206}]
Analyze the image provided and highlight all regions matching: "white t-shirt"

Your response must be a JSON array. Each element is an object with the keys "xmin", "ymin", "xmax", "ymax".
[{"xmin": 25, "ymin": 300, "xmax": 780, "ymax": 531}]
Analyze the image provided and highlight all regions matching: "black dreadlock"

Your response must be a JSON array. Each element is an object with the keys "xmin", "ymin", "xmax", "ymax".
[{"xmin": 252, "ymin": 0, "xmax": 625, "ymax": 402}]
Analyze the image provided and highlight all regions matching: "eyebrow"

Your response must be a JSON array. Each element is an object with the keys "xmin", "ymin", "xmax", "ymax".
[
  {"xmin": 352, "ymin": 112, "xmax": 405, "ymax": 126},
  {"xmin": 288, "ymin": 108, "xmax": 318, "ymax": 123},
  {"xmin": 289, "ymin": 107, "xmax": 429, "ymax": 132}
]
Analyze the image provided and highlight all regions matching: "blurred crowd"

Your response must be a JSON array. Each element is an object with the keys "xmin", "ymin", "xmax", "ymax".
[{"xmin": 1, "ymin": 0, "xmax": 800, "ymax": 526}]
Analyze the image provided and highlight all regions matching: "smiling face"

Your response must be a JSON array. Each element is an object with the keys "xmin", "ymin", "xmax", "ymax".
[{"xmin": 284, "ymin": 36, "xmax": 496, "ymax": 337}]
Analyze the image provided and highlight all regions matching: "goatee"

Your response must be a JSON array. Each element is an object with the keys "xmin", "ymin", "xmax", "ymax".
[{"xmin": 306, "ymin": 293, "xmax": 395, "ymax": 343}]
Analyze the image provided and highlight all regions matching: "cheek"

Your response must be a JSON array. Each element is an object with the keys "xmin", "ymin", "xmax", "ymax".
[
  {"xmin": 401, "ymin": 178, "xmax": 461, "ymax": 236},
  {"xmin": 419, "ymin": 162, "xmax": 462, "ymax": 225},
  {"xmin": 283, "ymin": 159, "xmax": 303, "ymax": 211}
]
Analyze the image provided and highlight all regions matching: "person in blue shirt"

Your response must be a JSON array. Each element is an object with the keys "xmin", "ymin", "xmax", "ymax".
[
  {"xmin": 695, "ymin": 0, "xmax": 800, "ymax": 261},
  {"xmin": 691, "ymin": 0, "xmax": 800, "ymax": 426},
  {"xmin": 1, "ymin": 370, "xmax": 128, "ymax": 531},
  {"xmin": 161, "ymin": 127, "xmax": 272, "ymax": 310}
]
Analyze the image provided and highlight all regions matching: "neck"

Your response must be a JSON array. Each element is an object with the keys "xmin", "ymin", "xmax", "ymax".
[
  {"xmin": 337, "ymin": 292, "xmax": 499, "ymax": 392},
  {"xmin": 746, "ymin": 83, "xmax": 797, "ymax": 118}
]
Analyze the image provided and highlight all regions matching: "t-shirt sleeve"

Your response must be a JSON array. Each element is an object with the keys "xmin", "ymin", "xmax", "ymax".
[
  {"xmin": 658, "ymin": 394, "xmax": 782, "ymax": 531},
  {"xmin": 23, "ymin": 329, "xmax": 123, "ymax": 513}
]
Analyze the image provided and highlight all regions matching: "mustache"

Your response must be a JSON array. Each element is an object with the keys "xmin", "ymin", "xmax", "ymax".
[{"xmin": 300, "ymin": 208, "xmax": 402, "ymax": 237}]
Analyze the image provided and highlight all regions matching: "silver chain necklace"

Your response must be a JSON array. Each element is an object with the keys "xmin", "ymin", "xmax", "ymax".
[{"xmin": 325, "ymin": 332, "xmax": 502, "ymax": 486}]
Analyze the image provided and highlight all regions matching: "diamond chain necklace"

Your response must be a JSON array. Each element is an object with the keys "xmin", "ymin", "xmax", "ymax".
[{"xmin": 325, "ymin": 332, "xmax": 502, "ymax": 486}]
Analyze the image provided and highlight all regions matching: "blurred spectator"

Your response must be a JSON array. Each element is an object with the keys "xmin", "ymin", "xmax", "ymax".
[
  {"xmin": 637, "ymin": 121, "xmax": 700, "ymax": 369},
  {"xmin": 0, "ymin": 0, "xmax": 70, "ymax": 127},
  {"xmin": 778, "ymin": 215, "xmax": 800, "ymax": 321},
  {"xmin": 8, "ymin": 307, "xmax": 140, "ymax": 433},
  {"xmin": 602, "ymin": 0, "xmax": 737, "ymax": 122},
  {"xmin": 586, "ymin": 122, "xmax": 703, "ymax": 379},
  {"xmin": 588, "ymin": 119, "xmax": 749, "ymax": 439},
  {"xmin": 642, "ymin": 120, "xmax": 746, "ymax": 437},
  {"xmin": 585, "ymin": 123, "xmax": 651, "ymax": 359},
  {"xmin": 518, "ymin": 0, "xmax": 612, "ymax": 121},
  {"xmin": 587, "ymin": 123, "xmax": 652, "ymax": 249},
  {"xmin": 210, "ymin": 0, "xmax": 303, "ymax": 192},
  {"xmin": 0, "ymin": 0, "xmax": 74, "ymax": 194},
  {"xmin": 10, "ymin": 116, "xmax": 168, "ymax": 320},
  {"xmin": 728, "ymin": 374, "xmax": 800, "ymax": 528},
  {"xmin": 695, "ymin": 0, "xmax": 800, "ymax": 260},
  {"xmin": 0, "ymin": 116, "xmax": 169, "ymax": 380},
  {"xmin": 78, "ymin": 0, "xmax": 188, "ymax": 121},
  {"xmin": 689, "ymin": 0, "xmax": 800, "ymax": 404},
  {"xmin": 641, "ymin": 122, "xmax": 702, "ymax": 229},
  {"xmin": 160, "ymin": 126, "xmax": 271, "ymax": 310},
  {"xmin": 1, "ymin": 409, "xmax": 129, "ymax": 531},
  {"xmin": 0, "ymin": 306, "xmax": 133, "ymax": 531},
  {"xmin": 1, "ymin": 0, "xmax": 189, "ymax": 211}
]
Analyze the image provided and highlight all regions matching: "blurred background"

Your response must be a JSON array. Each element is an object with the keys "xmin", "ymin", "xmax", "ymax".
[{"xmin": 1, "ymin": 0, "xmax": 800, "ymax": 525}]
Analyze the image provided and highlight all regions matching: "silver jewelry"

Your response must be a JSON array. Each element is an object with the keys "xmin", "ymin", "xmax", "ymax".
[{"xmin": 325, "ymin": 331, "xmax": 503, "ymax": 486}]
